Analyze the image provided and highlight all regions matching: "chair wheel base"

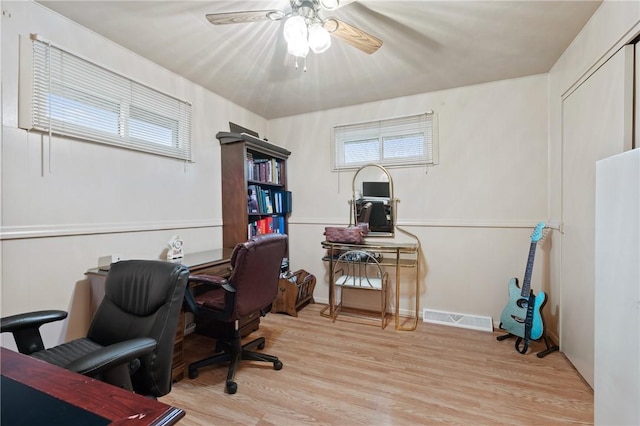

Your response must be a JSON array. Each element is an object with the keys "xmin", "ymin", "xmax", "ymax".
[
  {"xmin": 188, "ymin": 368, "xmax": 199, "ymax": 379},
  {"xmin": 226, "ymin": 381, "xmax": 237, "ymax": 394}
]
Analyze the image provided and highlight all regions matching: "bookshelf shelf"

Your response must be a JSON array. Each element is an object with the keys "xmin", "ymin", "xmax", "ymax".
[
  {"xmin": 247, "ymin": 180, "xmax": 284, "ymax": 187},
  {"xmin": 217, "ymin": 132, "xmax": 291, "ymax": 249}
]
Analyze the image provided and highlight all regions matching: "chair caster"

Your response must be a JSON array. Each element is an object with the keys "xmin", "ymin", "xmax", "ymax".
[
  {"xmin": 226, "ymin": 380, "xmax": 238, "ymax": 394},
  {"xmin": 188, "ymin": 368, "xmax": 199, "ymax": 379},
  {"xmin": 274, "ymin": 360, "xmax": 283, "ymax": 370},
  {"xmin": 258, "ymin": 341, "xmax": 265, "ymax": 350},
  {"xmin": 215, "ymin": 340, "xmax": 227, "ymax": 353}
]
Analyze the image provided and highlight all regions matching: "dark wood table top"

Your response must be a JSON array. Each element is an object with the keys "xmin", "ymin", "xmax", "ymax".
[
  {"xmin": 0, "ymin": 347, "xmax": 185, "ymax": 425},
  {"xmin": 180, "ymin": 248, "xmax": 234, "ymax": 270},
  {"xmin": 86, "ymin": 248, "xmax": 234, "ymax": 276}
]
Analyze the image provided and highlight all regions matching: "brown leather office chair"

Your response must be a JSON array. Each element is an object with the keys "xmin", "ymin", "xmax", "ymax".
[
  {"xmin": 1, "ymin": 260, "xmax": 189, "ymax": 397},
  {"xmin": 183, "ymin": 233, "xmax": 288, "ymax": 394}
]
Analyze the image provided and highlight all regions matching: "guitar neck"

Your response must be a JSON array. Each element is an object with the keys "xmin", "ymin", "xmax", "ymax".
[{"xmin": 521, "ymin": 241, "xmax": 537, "ymax": 297}]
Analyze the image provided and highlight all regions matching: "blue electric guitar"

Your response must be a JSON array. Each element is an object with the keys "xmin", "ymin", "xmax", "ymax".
[{"xmin": 499, "ymin": 222, "xmax": 546, "ymax": 341}]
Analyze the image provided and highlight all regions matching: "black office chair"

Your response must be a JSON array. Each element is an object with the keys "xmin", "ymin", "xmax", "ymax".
[
  {"xmin": 369, "ymin": 200, "xmax": 391, "ymax": 232},
  {"xmin": 183, "ymin": 233, "xmax": 288, "ymax": 394},
  {"xmin": 1, "ymin": 260, "xmax": 189, "ymax": 397}
]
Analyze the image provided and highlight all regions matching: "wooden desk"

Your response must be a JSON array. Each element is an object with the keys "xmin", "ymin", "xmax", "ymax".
[
  {"xmin": 86, "ymin": 249, "xmax": 234, "ymax": 313},
  {"xmin": 321, "ymin": 239, "xmax": 420, "ymax": 331},
  {"xmin": 180, "ymin": 248, "xmax": 234, "ymax": 276},
  {"xmin": 171, "ymin": 248, "xmax": 233, "ymax": 381},
  {"xmin": 86, "ymin": 248, "xmax": 234, "ymax": 382},
  {"xmin": 0, "ymin": 347, "xmax": 184, "ymax": 425}
]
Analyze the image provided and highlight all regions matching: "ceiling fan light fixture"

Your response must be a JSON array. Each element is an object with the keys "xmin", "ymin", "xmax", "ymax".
[
  {"xmin": 283, "ymin": 15, "xmax": 307, "ymax": 44},
  {"xmin": 320, "ymin": 0, "xmax": 340, "ymax": 11},
  {"xmin": 205, "ymin": 1, "xmax": 383, "ymax": 70},
  {"xmin": 287, "ymin": 38, "xmax": 310, "ymax": 58},
  {"xmin": 308, "ymin": 23, "xmax": 331, "ymax": 53}
]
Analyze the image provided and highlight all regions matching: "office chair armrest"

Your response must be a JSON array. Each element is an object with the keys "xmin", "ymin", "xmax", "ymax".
[
  {"xmin": 0, "ymin": 310, "xmax": 68, "ymax": 333},
  {"xmin": 184, "ymin": 275, "xmax": 236, "ymax": 316},
  {"xmin": 66, "ymin": 337, "xmax": 157, "ymax": 377},
  {"xmin": 1, "ymin": 310, "xmax": 69, "ymax": 355},
  {"xmin": 188, "ymin": 274, "xmax": 236, "ymax": 293}
]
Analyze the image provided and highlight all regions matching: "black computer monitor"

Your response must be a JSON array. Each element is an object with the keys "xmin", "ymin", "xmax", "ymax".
[{"xmin": 362, "ymin": 181, "xmax": 390, "ymax": 198}]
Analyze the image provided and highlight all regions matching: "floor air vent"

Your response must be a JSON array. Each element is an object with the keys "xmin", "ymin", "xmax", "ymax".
[{"xmin": 422, "ymin": 308, "xmax": 493, "ymax": 332}]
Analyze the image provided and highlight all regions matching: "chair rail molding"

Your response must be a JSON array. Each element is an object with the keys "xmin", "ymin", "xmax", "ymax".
[
  {"xmin": 290, "ymin": 217, "xmax": 559, "ymax": 230},
  {"xmin": 1, "ymin": 219, "xmax": 221, "ymax": 240}
]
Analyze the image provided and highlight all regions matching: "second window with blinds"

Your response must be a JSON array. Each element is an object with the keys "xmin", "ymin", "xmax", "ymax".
[{"xmin": 332, "ymin": 112, "xmax": 438, "ymax": 170}]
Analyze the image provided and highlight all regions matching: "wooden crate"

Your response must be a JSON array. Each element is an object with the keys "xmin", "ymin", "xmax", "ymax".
[{"xmin": 273, "ymin": 269, "xmax": 316, "ymax": 317}]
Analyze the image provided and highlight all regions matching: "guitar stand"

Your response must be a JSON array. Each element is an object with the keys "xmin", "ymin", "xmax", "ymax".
[{"xmin": 497, "ymin": 332, "xmax": 559, "ymax": 358}]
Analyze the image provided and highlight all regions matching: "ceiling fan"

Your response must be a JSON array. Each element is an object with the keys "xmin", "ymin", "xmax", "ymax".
[{"xmin": 206, "ymin": 0, "xmax": 383, "ymax": 69}]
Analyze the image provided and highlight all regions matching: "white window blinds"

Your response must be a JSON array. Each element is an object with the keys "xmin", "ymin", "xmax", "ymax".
[
  {"xmin": 19, "ymin": 34, "xmax": 192, "ymax": 161},
  {"xmin": 333, "ymin": 112, "xmax": 438, "ymax": 170}
]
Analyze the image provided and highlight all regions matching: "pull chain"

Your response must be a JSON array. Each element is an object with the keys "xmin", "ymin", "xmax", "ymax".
[{"xmin": 293, "ymin": 57, "xmax": 308, "ymax": 72}]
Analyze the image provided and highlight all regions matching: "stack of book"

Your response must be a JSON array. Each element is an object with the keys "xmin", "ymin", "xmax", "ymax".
[
  {"xmin": 247, "ymin": 185, "xmax": 292, "ymax": 215},
  {"xmin": 248, "ymin": 216, "xmax": 286, "ymax": 238},
  {"xmin": 246, "ymin": 155, "xmax": 283, "ymax": 185}
]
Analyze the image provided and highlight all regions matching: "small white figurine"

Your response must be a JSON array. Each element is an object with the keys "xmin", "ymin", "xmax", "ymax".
[{"xmin": 167, "ymin": 235, "xmax": 184, "ymax": 259}]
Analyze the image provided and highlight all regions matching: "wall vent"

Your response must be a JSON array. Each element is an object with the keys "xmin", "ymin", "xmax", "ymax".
[{"xmin": 422, "ymin": 308, "xmax": 493, "ymax": 332}]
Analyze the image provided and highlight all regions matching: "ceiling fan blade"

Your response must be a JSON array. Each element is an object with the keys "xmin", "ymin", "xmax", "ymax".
[
  {"xmin": 324, "ymin": 18, "xmax": 383, "ymax": 54},
  {"xmin": 206, "ymin": 10, "xmax": 283, "ymax": 26}
]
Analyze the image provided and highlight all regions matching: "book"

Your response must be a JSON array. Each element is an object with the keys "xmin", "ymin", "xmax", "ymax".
[
  {"xmin": 264, "ymin": 189, "xmax": 273, "ymax": 214},
  {"xmin": 247, "ymin": 185, "xmax": 259, "ymax": 213},
  {"xmin": 270, "ymin": 158, "xmax": 278, "ymax": 183},
  {"xmin": 246, "ymin": 152, "xmax": 254, "ymax": 181},
  {"xmin": 274, "ymin": 191, "xmax": 282, "ymax": 213},
  {"xmin": 283, "ymin": 191, "xmax": 292, "ymax": 213},
  {"xmin": 253, "ymin": 159, "xmax": 269, "ymax": 182}
]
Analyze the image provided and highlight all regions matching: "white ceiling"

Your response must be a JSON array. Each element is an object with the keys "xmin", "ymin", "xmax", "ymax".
[{"xmin": 37, "ymin": 0, "xmax": 602, "ymax": 119}]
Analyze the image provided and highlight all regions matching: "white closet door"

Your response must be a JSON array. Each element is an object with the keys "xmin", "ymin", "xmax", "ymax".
[
  {"xmin": 560, "ymin": 45, "xmax": 633, "ymax": 387},
  {"xmin": 595, "ymin": 148, "xmax": 640, "ymax": 425}
]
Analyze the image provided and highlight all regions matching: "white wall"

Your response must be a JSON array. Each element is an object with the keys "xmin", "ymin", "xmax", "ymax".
[
  {"xmin": 268, "ymin": 74, "xmax": 551, "ymax": 327},
  {"xmin": 0, "ymin": 1, "xmax": 267, "ymax": 347}
]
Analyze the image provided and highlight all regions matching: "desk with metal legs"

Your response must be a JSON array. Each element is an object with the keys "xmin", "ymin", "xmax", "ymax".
[{"xmin": 321, "ymin": 239, "xmax": 420, "ymax": 331}]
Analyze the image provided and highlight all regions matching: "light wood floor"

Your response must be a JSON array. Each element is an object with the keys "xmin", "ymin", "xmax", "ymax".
[{"xmin": 160, "ymin": 304, "xmax": 593, "ymax": 425}]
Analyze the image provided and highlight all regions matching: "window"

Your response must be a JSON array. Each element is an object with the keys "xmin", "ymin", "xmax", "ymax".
[
  {"xmin": 333, "ymin": 112, "xmax": 438, "ymax": 170},
  {"xmin": 19, "ymin": 34, "xmax": 192, "ymax": 161}
]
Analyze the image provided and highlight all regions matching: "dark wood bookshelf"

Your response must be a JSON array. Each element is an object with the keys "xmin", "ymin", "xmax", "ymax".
[{"xmin": 217, "ymin": 132, "xmax": 291, "ymax": 249}]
